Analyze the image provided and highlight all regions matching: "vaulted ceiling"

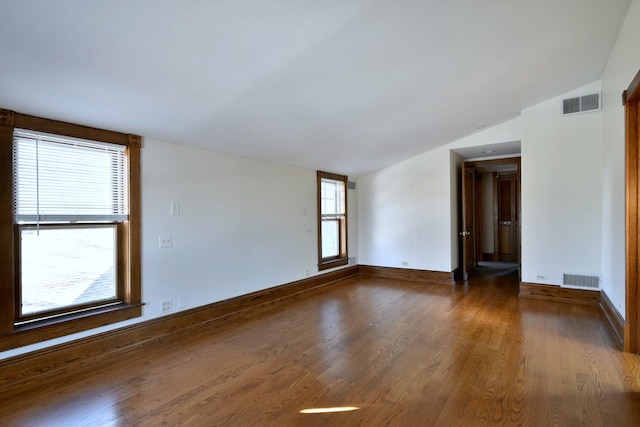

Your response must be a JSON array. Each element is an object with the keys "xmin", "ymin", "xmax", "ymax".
[{"xmin": 0, "ymin": 1, "xmax": 631, "ymax": 177}]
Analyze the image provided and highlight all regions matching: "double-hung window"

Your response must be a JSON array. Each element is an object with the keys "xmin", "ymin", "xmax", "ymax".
[
  {"xmin": 14, "ymin": 130, "xmax": 128, "ymax": 321},
  {"xmin": 0, "ymin": 109, "xmax": 141, "ymax": 351},
  {"xmin": 317, "ymin": 171, "xmax": 348, "ymax": 270}
]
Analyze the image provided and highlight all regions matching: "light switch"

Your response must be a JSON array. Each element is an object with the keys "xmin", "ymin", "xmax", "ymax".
[{"xmin": 170, "ymin": 202, "xmax": 180, "ymax": 215}]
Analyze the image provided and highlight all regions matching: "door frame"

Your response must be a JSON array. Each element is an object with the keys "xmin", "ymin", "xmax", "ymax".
[
  {"xmin": 461, "ymin": 157, "xmax": 521, "ymax": 280},
  {"xmin": 624, "ymin": 69, "xmax": 640, "ymax": 354},
  {"xmin": 461, "ymin": 161, "xmax": 476, "ymax": 280}
]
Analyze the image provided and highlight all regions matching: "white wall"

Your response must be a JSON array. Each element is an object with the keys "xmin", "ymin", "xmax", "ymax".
[
  {"xmin": 520, "ymin": 81, "xmax": 604, "ymax": 285},
  {"xmin": 601, "ymin": 0, "xmax": 640, "ymax": 317},
  {"xmin": 357, "ymin": 146, "xmax": 454, "ymax": 271},
  {"xmin": 358, "ymin": 76, "xmax": 609, "ymax": 290},
  {"xmin": 1, "ymin": 139, "xmax": 357, "ymax": 360},
  {"xmin": 141, "ymin": 139, "xmax": 327, "ymax": 307},
  {"xmin": 448, "ymin": 118, "xmax": 522, "ymax": 153},
  {"xmin": 450, "ymin": 151, "xmax": 463, "ymax": 270},
  {"xmin": 358, "ymin": 118, "xmax": 521, "ymax": 273}
]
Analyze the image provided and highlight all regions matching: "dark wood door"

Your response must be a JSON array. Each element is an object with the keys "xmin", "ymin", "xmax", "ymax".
[
  {"xmin": 498, "ymin": 174, "xmax": 518, "ymax": 262},
  {"xmin": 461, "ymin": 162, "xmax": 475, "ymax": 280}
]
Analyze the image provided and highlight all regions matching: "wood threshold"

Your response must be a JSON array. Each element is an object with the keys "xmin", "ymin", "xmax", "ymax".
[
  {"xmin": 519, "ymin": 282, "xmax": 600, "ymax": 306},
  {"xmin": 0, "ymin": 266, "xmax": 358, "ymax": 391}
]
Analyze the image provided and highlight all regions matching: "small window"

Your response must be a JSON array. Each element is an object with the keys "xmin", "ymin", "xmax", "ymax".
[
  {"xmin": 0, "ymin": 108, "xmax": 141, "ymax": 351},
  {"xmin": 317, "ymin": 171, "xmax": 348, "ymax": 270}
]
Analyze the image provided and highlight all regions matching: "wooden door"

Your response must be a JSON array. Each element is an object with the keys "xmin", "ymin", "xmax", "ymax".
[
  {"xmin": 461, "ymin": 162, "xmax": 475, "ymax": 280},
  {"xmin": 498, "ymin": 173, "xmax": 518, "ymax": 262}
]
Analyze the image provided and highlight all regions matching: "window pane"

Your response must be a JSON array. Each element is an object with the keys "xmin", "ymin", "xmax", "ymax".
[
  {"xmin": 20, "ymin": 226, "xmax": 117, "ymax": 316},
  {"xmin": 321, "ymin": 219, "xmax": 339, "ymax": 258},
  {"xmin": 322, "ymin": 181, "xmax": 337, "ymax": 214},
  {"xmin": 321, "ymin": 178, "xmax": 344, "ymax": 215}
]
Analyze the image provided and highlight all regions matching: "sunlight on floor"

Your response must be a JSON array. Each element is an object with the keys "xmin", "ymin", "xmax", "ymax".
[{"xmin": 300, "ymin": 406, "xmax": 360, "ymax": 414}]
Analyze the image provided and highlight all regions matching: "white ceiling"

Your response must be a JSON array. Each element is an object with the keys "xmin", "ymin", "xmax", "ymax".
[
  {"xmin": 0, "ymin": 1, "xmax": 631, "ymax": 177},
  {"xmin": 452, "ymin": 141, "xmax": 522, "ymax": 161}
]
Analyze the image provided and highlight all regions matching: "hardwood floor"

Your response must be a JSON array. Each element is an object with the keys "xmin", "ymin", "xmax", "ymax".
[{"xmin": 1, "ymin": 270, "xmax": 639, "ymax": 426}]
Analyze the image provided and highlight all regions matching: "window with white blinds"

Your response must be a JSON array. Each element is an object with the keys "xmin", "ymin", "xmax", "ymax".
[
  {"xmin": 13, "ymin": 130, "xmax": 129, "ymax": 224},
  {"xmin": 0, "ymin": 107, "xmax": 142, "ymax": 350},
  {"xmin": 12, "ymin": 129, "xmax": 130, "ymax": 321}
]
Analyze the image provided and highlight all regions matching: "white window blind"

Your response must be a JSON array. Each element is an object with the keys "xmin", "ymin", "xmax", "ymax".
[
  {"xmin": 12, "ymin": 130, "xmax": 129, "ymax": 223},
  {"xmin": 320, "ymin": 178, "xmax": 345, "ymax": 219}
]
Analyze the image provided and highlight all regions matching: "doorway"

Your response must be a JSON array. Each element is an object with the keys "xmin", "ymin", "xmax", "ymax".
[{"xmin": 460, "ymin": 157, "xmax": 521, "ymax": 281}]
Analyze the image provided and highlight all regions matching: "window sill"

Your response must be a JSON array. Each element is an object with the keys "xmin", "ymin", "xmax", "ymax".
[
  {"xmin": 0, "ymin": 303, "xmax": 143, "ymax": 352},
  {"xmin": 318, "ymin": 257, "xmax": 349, "ymax": 271}
]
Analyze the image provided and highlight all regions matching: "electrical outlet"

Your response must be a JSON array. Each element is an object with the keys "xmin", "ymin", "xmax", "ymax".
[
  {"xmin": 401, "ymin": 261, "xmax": 409, "ymax": 267},
  {"xmin": 159, "ymin": 235, "xmax": 172, "ymax": 248},
  {"xmin": 178, "ymin": 295, "xmax": 186, "ymax": 309},
  {"xmin": 536, "ymin": 275, "xmax": 545, "ymax": 280},
  {"xmin": 161, "ymin": 300, "xmax": 172, "ymax": 314},
  {"xmin": 170, "ymin": 201, "xmax": 180, "ymax": 215},
  {"xmin": 304, "ymin": 269, "xmax": 310, "ymax": 277}
]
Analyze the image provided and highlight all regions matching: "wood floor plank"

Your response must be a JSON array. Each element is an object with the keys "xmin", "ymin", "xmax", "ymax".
[{"xmin": 1, "ymin": 271, "xmax": 640, "ymax": 426}]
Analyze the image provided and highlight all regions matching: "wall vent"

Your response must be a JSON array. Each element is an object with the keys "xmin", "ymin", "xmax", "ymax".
[
  {"xmin": 562, "ymin": 273, "xmax": 600, "ymax": 289},
  {"xmin": 347, "ymin": 181, "xmax": 356, "ymax": 190},
  {"xmin": 562, "ymin": 93, "xmax": 601, "ymax": 115}
]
